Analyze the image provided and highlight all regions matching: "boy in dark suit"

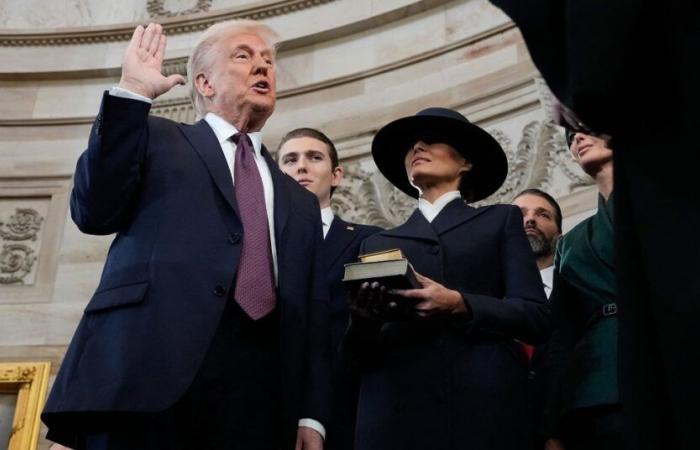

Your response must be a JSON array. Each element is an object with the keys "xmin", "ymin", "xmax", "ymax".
[{"xmin": 278, "ymin": 128, "xmax": 380, "ymax": 450}]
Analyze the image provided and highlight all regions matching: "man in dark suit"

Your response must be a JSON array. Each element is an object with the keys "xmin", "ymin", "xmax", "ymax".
[
  {"xmin": 42, "ymin": 20, "xmax": 330, "ymax": 450},
  {"xmin": 277, "ymin": 128, "xmax": 380, "ymax": 450},
  {"xmin": 488, "ymin": 2, "xmax": 700, "ymax": 449},
  {"xmin": 512, "ymin": 189, "xmax": 562, "ymax": 449}
]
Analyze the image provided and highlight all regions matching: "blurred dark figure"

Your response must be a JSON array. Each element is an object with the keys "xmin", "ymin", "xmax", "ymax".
[{"xmin": 489, "ymin": 2, "xmax": 700, "ymax": 450}]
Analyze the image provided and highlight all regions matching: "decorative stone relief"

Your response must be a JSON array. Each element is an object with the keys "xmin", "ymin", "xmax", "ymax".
[
  {"xmin": 147, "ymin": 0, "xmax": 213, "ymax": 18},
  {"xmin": 481, "ymin": 119, "xmax": 594, "ymax": 205},
  {"xmin": 333, "ymin": 163, "xmax": 414, "ymax": 228},
  {"xmin": 0, "ymin": 207, "xmax": 45, "ymax": 285}
]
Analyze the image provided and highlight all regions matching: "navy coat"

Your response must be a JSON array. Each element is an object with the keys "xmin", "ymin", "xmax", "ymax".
[
  {"xmin": 322, "ymin": 217, "xmax": 380, "ymax": 450},
  {"xmin": 42, "ymin": 93, "xmax": 331, "ymax": 447},
  {"xmin": 346, "ymin": 199, "xmax": 550, "ymax": 450}
]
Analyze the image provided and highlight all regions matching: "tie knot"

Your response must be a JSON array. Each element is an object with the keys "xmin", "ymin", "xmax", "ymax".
[{"xmin": 232, "ymin": 133, "xmax": 254, "ymax": 152}]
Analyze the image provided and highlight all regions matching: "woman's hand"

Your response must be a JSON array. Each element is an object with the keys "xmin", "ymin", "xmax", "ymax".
[
  {"xmin": 348, "ymin": 281, "xmax": 388, "ymax": 321},
  {"xmin": 394, "ymin": 272, "xmax": 469, "ymax": 317}
]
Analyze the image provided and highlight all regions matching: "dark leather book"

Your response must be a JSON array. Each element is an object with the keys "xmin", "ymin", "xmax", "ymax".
[{"xmin": 343, "ymin": 250, "xmax": 420, "ymax": 320}]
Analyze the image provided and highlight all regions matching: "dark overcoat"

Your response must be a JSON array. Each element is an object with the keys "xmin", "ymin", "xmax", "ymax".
[{"xmin": 346, "ymin": 199, "xmax": 550, "ymax": 450}]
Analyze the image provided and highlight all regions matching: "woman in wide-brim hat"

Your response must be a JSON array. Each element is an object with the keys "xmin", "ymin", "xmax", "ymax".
[{"xmin": 344, "ymin": 108, "xmax": 551, "ymax": 450}]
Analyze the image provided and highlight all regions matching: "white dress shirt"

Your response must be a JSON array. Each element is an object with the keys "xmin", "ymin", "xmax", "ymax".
[
  {"xmin": 417, "ymin": 190, "xmax": 462, "ymax": 223},
  {"xmin": 540, "ymin": 265, "xmax": 554, "ymax": 299},
  {"xmin": 108, "ymin": 87, "xmax": 325, "ymax": 439},
  {"xmin": 321, "ymin": 207, "xmax": 334, "ymax": 239}
]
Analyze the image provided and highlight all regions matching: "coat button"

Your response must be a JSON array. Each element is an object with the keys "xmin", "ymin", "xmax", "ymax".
[
  {"xmin": 428, "ymin": 245, "xmax": 440, "ymax": 255},
  {"xmin": 228, "ymin": 233, "xmax": 241, "ymax": 244},
  {"xmin": 213, "ymin": 286, "xmax": 225, "ymax": 297}
]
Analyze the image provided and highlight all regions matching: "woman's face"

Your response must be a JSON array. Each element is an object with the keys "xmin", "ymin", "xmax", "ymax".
[
  {"xmin": 568, "ymin": 132, "xmax": 613, "ymax": 175},
  {"xmin": 404, "ymin": 140, "xmax": 472, "ymax": 190}
]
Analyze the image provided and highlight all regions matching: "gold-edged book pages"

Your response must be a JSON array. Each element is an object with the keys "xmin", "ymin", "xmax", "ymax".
[
  {"xmin": 0, "ymin": 362, "xmax": 51, "ymax": 450},
  {"xmin": 358, "ymin": 248, "xmax": 405, "ymax": 263}
]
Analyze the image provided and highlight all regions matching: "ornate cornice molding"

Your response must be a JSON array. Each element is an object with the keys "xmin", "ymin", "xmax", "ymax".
[
  {"xmin": 0, "ymin": 0, "xmax": 336, "ymax": 47},
  {"xmin": 147, "ymin": 0, "xmax": 213, "ymax": 18},
  {"xmin": 0, "ymin": 22, "xmax": 520, "ymax": 127}
]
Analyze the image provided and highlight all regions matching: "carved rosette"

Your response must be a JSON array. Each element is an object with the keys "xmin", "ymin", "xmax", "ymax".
[
  {"xmin": 0, "ymin": 208, "xmax": 44, "ymax": 285},
  {"xmin": 0, "ymin": 244, "xmax": 36, "ymax": 285},
  {"xmin": 0, "ymin": 208, "xmax": 44, "ymax": 241}
]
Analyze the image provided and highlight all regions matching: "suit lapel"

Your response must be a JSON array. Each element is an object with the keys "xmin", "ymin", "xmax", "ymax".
[
  {"xmin": 430, "ymin": 199, "xmax": 490, "ymax": 235},
  {"xmin": 324, "ymin": 217, "xmax": 361, "ymax": 268},
  {"xmin": 263, "ymin": 148, "xmax": 291, "ymax": 246},
  {"xmin": 179, "ymin": 120, "xmax": 239, "ymax": 215}
]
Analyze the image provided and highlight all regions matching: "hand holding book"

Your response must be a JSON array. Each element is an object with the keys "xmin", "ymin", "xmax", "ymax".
[
  {"xmin": 394, "ymin": 272, "xmax": 469, "ymax": 318},
  {"xmin": 344, "ymin": 249, "xmax": 469, "ymax": 321}
]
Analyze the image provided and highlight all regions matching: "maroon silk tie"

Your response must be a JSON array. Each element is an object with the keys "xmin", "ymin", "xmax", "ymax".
[{"xmin": 231, "ymin": 133, "xmax": 277, "ymax": 320}]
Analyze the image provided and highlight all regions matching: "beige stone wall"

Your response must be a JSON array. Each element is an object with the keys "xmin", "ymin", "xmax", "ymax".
[{"xmin": 0, "ymin": 0, "xmax": 598, "ymax": 446}]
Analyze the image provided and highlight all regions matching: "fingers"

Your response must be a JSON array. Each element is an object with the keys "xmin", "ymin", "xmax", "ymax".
[
  {"xmin": 352, "ymin": 281, "xmax": 386, "ymax": 318},
  {"xmin": 127, "ymin": 25, "xmax": 145, "ymax": 53},
  {"xmin": 141, "ymin": 23, "xmax": 161, "ymax": 56},
  {"xmin": 394, "ymin": 288, "xmax": 427, "ymax": 299},
  {"xmin": 154, "ymin": 34, "xmax": 167, "ymax": 62},
  {"xmin": 415, "ymin": 301, "xmax": 431, "ymax": 317},
  {"xmin": 165, "ymin": 74, "xmax": 187, "ymax": 89},
  {"xmin": 413, "ymin": 271, "xmax": 434, "ymax": 288}
]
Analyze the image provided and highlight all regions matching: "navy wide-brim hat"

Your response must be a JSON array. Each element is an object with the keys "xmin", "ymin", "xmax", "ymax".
[{"xmin": 372, "ymin": 107, "xmax": 508, "ymax": 201}]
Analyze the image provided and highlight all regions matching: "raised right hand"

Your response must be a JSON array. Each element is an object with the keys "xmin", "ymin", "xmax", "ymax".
[{"xmin": 118, "ymin": 23, "xmax": 186, "ymax": 99}]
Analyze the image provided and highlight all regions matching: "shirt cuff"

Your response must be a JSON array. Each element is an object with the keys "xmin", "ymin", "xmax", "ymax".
[
  {"xmin": 109, "ymin": 86, "xmax": 153, "ymax": 104},
  {"xmin": 298, "ymin": 418, "xmax": 326, "ymax": 440}
]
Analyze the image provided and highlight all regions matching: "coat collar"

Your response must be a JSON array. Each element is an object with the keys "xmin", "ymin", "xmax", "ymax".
[
  {"xmin": 382, "ymin": 199, "xmax": 490, "ymax": 241},
  {"xmin": 430, "ymin": 198, "xmax": 490, "ymax": 235}
]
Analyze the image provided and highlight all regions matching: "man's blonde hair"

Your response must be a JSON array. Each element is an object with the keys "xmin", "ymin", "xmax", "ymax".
[{"xmin": 187, "ymin": 20, "xmax": 280, "ymax": 118}]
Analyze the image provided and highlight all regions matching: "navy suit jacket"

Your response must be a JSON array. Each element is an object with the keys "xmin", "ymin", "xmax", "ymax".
[
  {"xmin": 42, "ymin": 93, "xmax": 331, "ymax": 445},
  {"xmin": 323, "ymin": 217, "xmax": 381, "ymax": 356},
  {"xmin": 322, "ymin": 216, "xmax": 379, "ymax": 450},
  {"xmin": 346, "ymin": 200, "xmax": 550, "ymax": 450}
]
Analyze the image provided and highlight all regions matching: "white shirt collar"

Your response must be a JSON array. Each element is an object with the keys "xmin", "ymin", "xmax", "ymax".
[
  {"xmin": 321, "ymin": 207, "xmax": 334, "ymax": 238},
  {"xmin": 539, "ymin": 265, "xmax": 554, "ymax": 299},
  {"xmin": 417, "ymin": 191, "xmax": 462, "ymax": 223},
  {"xmin": 204, "ymin": 112, "xmax": 263, "ymax": 156}
]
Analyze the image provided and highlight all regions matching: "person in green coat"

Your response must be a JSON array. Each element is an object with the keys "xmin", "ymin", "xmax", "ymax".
[{"xmin": 544, "ymin": 128, "xmax": 620, "ymax": 450}]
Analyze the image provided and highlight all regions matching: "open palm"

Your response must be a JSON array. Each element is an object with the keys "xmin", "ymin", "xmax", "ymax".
[{"xmin": 119, "ymin": 23, "xmax": 186, "ymax": 99}]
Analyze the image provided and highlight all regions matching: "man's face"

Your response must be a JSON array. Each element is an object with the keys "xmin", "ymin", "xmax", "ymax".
[
  {"xmin": 198, "ymin": 32, "xmax": 276, "ymax": 130},
  {"xmin": 278, "ymin": 136, "xmax": 342, "ymax": 209},
  {"xmin": 512, "ymin": 194, "xmax": 561, "ymax": 258}
]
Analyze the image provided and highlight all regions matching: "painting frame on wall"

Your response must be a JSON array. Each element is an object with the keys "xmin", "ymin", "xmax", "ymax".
[{"xmin": 0, "ymin": 362, "xmax": 51, "ymax": 450}]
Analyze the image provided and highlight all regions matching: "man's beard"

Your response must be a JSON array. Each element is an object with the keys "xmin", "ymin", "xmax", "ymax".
[{"xmin": 526, "ymin": 229, "xmax": 555, "ymax": 258}]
